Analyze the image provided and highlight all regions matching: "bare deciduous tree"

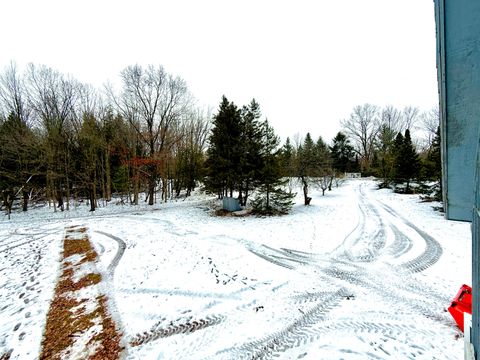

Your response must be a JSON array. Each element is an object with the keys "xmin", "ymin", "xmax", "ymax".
[
  {"xmin": 341, "ymin": 103, "xmax": 380, "ymax": 172},
  {"xmin": 0, "ymin": 62, "xmax": 31, "ymax": 124},
  {"xmin": 172, "ymin": 107, "xmax": 211, "ymax": 197},
  {"xmin": 420, "ymin": 106, "xmax": 440, "ymax": 148},
  {"xmin": 109, "ymin": 64, "xmax": 190, "ymax": 205},
  {"xmin": 380, "ymin": 105, "xmax": 402, "ymax": 133},
  {"xmin": 401, "ymin": 106, "xmax": 420, "ymax": 131}
]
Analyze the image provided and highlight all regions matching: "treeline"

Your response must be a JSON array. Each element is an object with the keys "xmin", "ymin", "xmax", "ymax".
[
  {"xmin": 339, "ymin": 103, "xmax": 441, "ymax": 195},
  {"xmin": 0, "ymin": 62, "xmax": 441, "ymax": 218},
  {"xmin": 0, "ymin": 62, "xmax": 210, "ymax": 216}
]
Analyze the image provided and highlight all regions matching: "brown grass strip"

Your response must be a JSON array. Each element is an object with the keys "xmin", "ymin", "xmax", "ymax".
[
  {"xmin": 40, "ymin": 228, "xmax": 122, "ymax": 360},
  {"xmin": 89, "ymin": 296, "xmax": 123, "ymax": 360}
]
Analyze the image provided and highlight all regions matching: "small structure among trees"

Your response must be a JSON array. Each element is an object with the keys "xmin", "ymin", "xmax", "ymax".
[{"xmin": 204, "ymin": 96, "xmax": 295, "ymax": 215}]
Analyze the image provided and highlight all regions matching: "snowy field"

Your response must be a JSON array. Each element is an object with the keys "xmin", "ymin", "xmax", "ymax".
[{"xmin": 0, "ymin": 179, "xmax": 472, "ymax": 359}]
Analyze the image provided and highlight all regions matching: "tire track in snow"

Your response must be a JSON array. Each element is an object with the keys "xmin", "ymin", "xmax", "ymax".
[
  {"xmin": 332, "ymin": 183, "xmax": 387, "ymax": 263},
  {"xmin": 129, "ymin": 314, "xmax": 225, "ymax": 347},
  {"xmin": 239, "ymin": 181, "xmax": 451, "ymax": 358},
  {"xmin": 89, "ymin": 230, "xmax": 128, "ymax": 357},
  {"xmin": 379, "ymin": 204, "xmax": 443, "ymax": 273},
  {"xmin": 387, "ymin": 224, "xmax": 414, "ymax": 258},
  {"xmin": 318, "ymin": 264, "xmax": 453, "ymax": 328},
  {"xmin": 217, "ymin": 289, "xmax": 347, "ymax": 359},
  {"xmin": 247, "ymin": 248, "xmax": 296, "ymax": 270},
  {"xmin": 93, "ymin": 231, "xmax": 126, "ymax": 277}
]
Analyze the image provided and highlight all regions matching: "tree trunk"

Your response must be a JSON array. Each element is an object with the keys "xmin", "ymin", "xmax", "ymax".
[
  {"xmin": 89, "ymin": 183, "xmax": 96, "ymax": 211},
  {"xmin": 48, "ymin": 172, "xmax": 56, "ymax": 212},
  {"xmin": 148, "ymin": 179, "xmax": 155, "ymax": 205},
  {"xmin": 3, "ymin": 191, "xmax": 13, "ymax": 219},
  {"xmin": 65, "ymin": 152, "xmax": 70, "ymax": 211},
  {"xmin": 148, "ymin": 140, "xmax": 156, "ymax": 205},
  {"xmin": 57, "ymin": 186, "xmax": 64, "ymax": 211},
  {"xmin": 22, "ymin": 190, "xmax": 29, "ymax": 212},
  {"xmin": 161, "ymin": 177, "xmax": 166, "ymax": 202},
  {"xmin": 238, "ymin": 186, "xmax": 243, "ymax": 206},
  {"xmin": 244, "ymin": 179, "xmax": 250, "ymax": 206},
  {"xmin": 133, "ymin": 170, "xmax": 139, "ymax": 205},
  {"xmin": 105, "ymin": 148, "xmax": 111, "ymax": 201},
  {"xmin": 301, "ymin": 177, "xmax": 311, "ymax": 205}
]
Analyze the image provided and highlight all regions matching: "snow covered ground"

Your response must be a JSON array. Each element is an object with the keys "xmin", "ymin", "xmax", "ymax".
[{"xmin": 0, "ymin": 179, "xmax": 472, "ymax": 359}]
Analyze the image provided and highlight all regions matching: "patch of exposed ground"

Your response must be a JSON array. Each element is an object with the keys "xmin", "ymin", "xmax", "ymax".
[{"xmin": 40, "ymin": 225, "xmax": 122, "ymax": 360}]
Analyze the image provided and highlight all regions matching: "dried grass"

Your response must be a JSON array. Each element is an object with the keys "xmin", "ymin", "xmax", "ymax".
[{"xmin": 40, "ymin": 229, "xmax": 122, "ymax": 360}]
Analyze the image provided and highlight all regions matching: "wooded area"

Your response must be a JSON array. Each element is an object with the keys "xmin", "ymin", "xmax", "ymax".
[{"xmin": 0, "ymin": 62, "xmax": 441, "ymax": 217}]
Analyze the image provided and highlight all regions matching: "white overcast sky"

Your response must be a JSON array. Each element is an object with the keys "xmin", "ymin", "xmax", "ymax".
[{"xmin": 0, "ymin": 0, "xmax": 438, "ymax": 143}]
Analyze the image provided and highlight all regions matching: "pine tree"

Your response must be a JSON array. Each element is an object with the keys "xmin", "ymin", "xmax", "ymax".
[
  {"xmin": 251, "ymin": 120, "xmax": 295, "ymax": 215},
  {"xmin": 280, "ymin": 137, "xmax": 294, "ymax": 177},
  {"xmin": 205, "ymin": 96, "xmax": 242, "ymax": 198},
  {"xmin": 427, "ymin": 127, "xmax": 442, "ymax": 199},
  {"xmin": 330, "ymin": 132, "xmax": 355, "ymax": 173},
  {"xmin": 393, "ymin": 132, "xmax": 404, "ymax": 183},
  {"xmin": 237, "ymin": 99, "xmax": 264, "ymax": 206},
  {"xmin": 297, "ymin": 133, "xmax": 318, "ymax": 205},
  {"xmin": 315, "ymin": 136, "xmax": 332, "ymax": 173},
  {"xmin": 396, "ymin": 129, "xmax": 420, "ymax": 193},
  {"xmin": 428, "ymin": 127, "xmax": 441, "ymax": 178},
  {"xmin": 376, "ymin": 124, "xmax": 397, "ymax": 186}
]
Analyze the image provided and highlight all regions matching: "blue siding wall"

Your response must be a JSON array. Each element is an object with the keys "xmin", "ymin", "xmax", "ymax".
[
  {"xmin": 434, "ymin": 0, "xmax": 480, "ymax": 356},
  {"xmin": 474, "ymin": 140, "xmax": 480, "ymax": 356},
  {"xmin": 435, "ymin": 0, "xmax": 480, "ymax": 222}
]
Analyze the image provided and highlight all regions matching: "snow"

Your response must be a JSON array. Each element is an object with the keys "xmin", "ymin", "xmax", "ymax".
[{"xmin": 0, "ymin": 179, "xmax": 472, "ymax": 359}]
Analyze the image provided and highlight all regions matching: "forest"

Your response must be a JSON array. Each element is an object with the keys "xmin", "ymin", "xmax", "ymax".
[{"xmin": 0, "ymin": 62, "xmax": 441, "ymax": 217}]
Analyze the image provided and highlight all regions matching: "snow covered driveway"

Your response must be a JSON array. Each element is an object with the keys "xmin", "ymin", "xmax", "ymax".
[{"xmin": 0, "ymin": 179, "xmax": 472, "ymax": 359}]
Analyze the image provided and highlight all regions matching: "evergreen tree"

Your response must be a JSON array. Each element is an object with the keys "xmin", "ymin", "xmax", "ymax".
[
  {"xmin": 280, "ymin": 137, "xmax": 294, "ymax": 176},
  {"xmin": 315, "ymin": 136, "xmax": 331, "ymax": 171},
  {"xmin": 376, "ymin": 124, "xmax": 397, "ymax": 185},
  {"xmin": 423, "ymin": 126, "xmax": 442, "ymax": 199},
  {"xmin": 205, "ymin": 96, "xmax": 242, "ymax": 198},
  {"xmin": 237, "ymin": 99, "xmax": 264, "ymax": 206},
  {"xmin": 396, "ymin": 129, "xmax": 420, "ymax": 192},
  {"xmin": 393, "ymin": 131, "xmax": 404, "ymax": 183},
  {"xmin": 330, "ymin": 132, "xmax": 355, "ymax": 173},
  {"xmin": 428, "ymin": 127, "xmax": 442, "ymax": 180},
  {"xmin": 297, "ymin": 133, "xmax": 318, "ymax": 205},
  {"xmin": 251, "ymin": 120, "xmax": 295, "ymax": 215}
]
